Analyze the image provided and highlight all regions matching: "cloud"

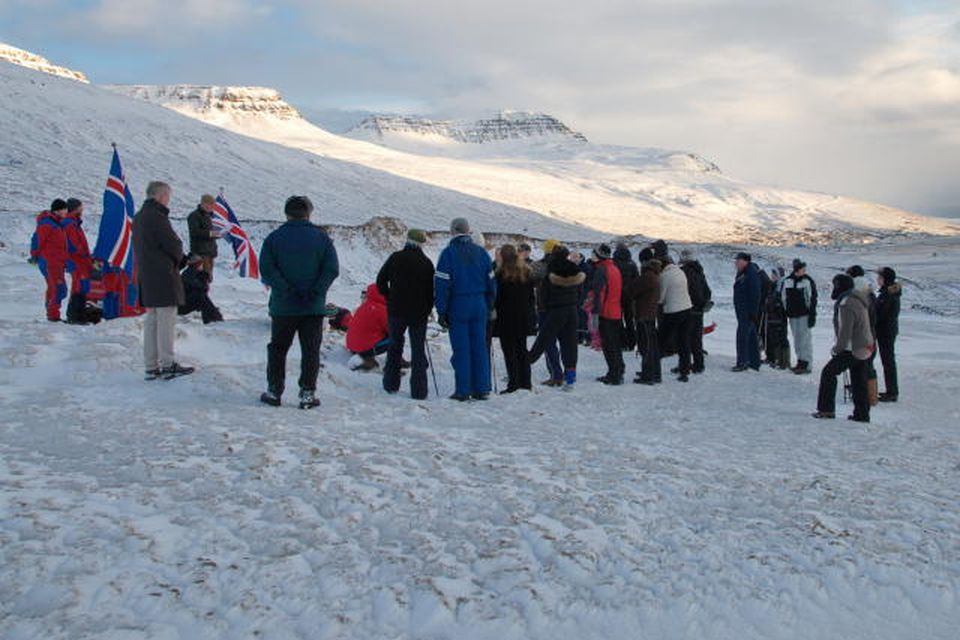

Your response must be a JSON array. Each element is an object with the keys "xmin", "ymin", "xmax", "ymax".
[{"xmin": 3, "ymin": 0, "xmax": 959, "ymax": 216}]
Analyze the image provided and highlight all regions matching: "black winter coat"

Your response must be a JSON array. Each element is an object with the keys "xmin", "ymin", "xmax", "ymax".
[
  {"xmin": 494, "ymin": 275, "xmax": 536, "ymax": 337},
  {"xmin": 542, "ymin": 256, "xmax": 586, "ymax": 309},
  {"xmin": 613, "ymin": 248, "xmax": 640, "ymax": 313},
  {"xmin": 376, "ymin": 244, "xmax": 435, "ymax": 322},
  {"xmin": 187, "ymin": 206, "xmax": 218, "ymax": 257},
  {"xmin": 132, "ymin": 198, "xmax": 185, "ymax": 307},
  {"xmin": 875, "ymin": 283, "xmax": 901, "ymax": 338}
]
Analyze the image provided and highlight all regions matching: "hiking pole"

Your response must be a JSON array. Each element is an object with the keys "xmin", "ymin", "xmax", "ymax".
[{"xmin": 425, "ymin": 336, "xmax": 440, "ymax": 398}]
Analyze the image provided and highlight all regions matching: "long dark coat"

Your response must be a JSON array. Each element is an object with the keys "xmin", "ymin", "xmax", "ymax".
[{"xmin": 132, "ymin": 198, "xmax": 185, "ymax": 307}]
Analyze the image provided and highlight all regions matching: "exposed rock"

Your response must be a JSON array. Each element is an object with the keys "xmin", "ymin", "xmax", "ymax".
[
  {"xmin": 106, "ymin": 85, "xmax": 302, "ymax": 120},
  {"xmin": 350, "ymin": 111, "xmax": 588, "ymax": 145}
]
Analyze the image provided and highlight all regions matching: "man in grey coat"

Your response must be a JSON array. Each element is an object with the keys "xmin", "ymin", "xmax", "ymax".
[{"xmin": 132, "ymin": 181, "xmax": 194, "ymax": 380}]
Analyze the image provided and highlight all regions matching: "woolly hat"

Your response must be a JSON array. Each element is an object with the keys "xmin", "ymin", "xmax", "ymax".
[
  {"xmin": 450, "ymin": 217, "xmax": 470, "ymax": 235},
  {"xmin": 284, "ymin": 195, "xmax": 313, "ymax": 219},
  {"xmin": 877, "ymin": 266, "xmax": 897, "ymax": 283},
  {"xmin": 407, "ymin": 229, "xmax": 427, "ymax": 245},
  {"xmin": 735, "ymin": 251, "xmax": 752, "ymax": 262},
  {"xmin": 543, "ymin": 239, "xmax": 560, "ymax": 254},
  {"xmin": 200, "ymin": 194, "xmax": 216, "ymax": 206},
  {"xmin": 792, "ymin": 258, "xmax": 806, "ymax": 272},
  {"xmin": 679, "ymin": 248, "xmax": 695, "ymax": 262},
  {"xmin": 593, "ymin": 243, "xmax": 612, "ymax": 260},
  {"xmin": 50, "ymin": 198, "xmax": 68, "ymax": 212},
  {"xmin": 638, "ymin": 247, "xmax": 655, "ymax": 263},
  {"xmin": 65, "ymin": 198, "xmax": 82, "ymax": 212},
  {"xmin": 652, "ymin": 239, "xmax": 669, "ymax": 259}
]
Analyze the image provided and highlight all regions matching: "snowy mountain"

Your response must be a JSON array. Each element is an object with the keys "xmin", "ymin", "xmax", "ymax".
[
  {"xmin": 0, "ymin": 42, "xmax": 88, "ymax": 83},
  {"xmin": 112, "ymin": 85, "xmax": 302, "ymax": 120},
  {"xmin": 0, "ymin": 61, "xmax": 588, "ymax": 242},
  {"xmin": 348, "ymin": 111, "xmax": 589, "ymax": 145},
  {"xmin": 106, "ymin": 83, "xmax": 959, "ymax": 244}
]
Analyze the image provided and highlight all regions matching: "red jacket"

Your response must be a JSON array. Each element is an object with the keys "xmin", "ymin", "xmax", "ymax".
[
  {"xmin": 346, "ymin": 284, "xmax": 389, "ymax": 353},
  {"xmin": 62, "ymin": 212, "xmax": 93, "ymax": 275},
  {"xmin": 31, "ymin": 211, "xmax": 68, "ymax": 265},
  {"xmin": 591, "ymin": 259, "xmax": 622, "ymax": 320}
]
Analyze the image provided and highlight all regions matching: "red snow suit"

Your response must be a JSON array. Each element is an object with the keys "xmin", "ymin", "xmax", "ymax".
[
  {"xmin": 592, "ymin": 258, "xmax": 622, "ymax": 320},
  {"xmin": 62, "ymin": 212, "xmax": 93, "ymax": 295},
  {"xmin": 31, "ymin": 210, "xmax": 68, "ymax": 319},
  {"xmin": 346, "ymin": 284, "xmax": 389, "ymax": 354}
]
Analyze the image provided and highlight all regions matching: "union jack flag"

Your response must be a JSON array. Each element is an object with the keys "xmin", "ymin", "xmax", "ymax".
[
  {"xmin": 211, "ymin": 193, "xmax": 259, "ymax": 279},
  {"xmin": 92, "ymin": 146, "xmax": 136, "ymax": 274}
]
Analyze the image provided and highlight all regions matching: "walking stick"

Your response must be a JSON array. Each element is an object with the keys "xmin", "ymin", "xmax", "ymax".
[{"xmin": 425, "ymin": 336, "xmax": 441, "ymax": 398}]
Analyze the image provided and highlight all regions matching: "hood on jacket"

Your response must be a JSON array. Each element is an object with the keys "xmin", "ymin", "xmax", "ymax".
[
  {"xmin": 642, "ymin": 258, "xmax": 662, "ymax": 274},
  {"xmin": 549, "ymin": 254, "xmax": 581, "ymax": 278},
  {"xmin": 549, "ymin": 271, "xmax": 587, "ymax": 287},
  {"xmin": 364, "ymin": 283, "xmax": 386, "ymax": 305}
]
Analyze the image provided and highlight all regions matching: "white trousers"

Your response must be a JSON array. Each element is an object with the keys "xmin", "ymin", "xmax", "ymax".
[
  {"xmin": 144, "ymin": 306, "xmax": 177, "ymax": 370},
  {"xmin": 789, "ymin": 316, "xmax": 813, "ymax": 364}
]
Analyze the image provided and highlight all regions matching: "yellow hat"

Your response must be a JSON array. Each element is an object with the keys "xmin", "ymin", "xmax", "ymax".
[{"xmin": 543, "ymin": 239, "xmax": 559, "ymax": 254}]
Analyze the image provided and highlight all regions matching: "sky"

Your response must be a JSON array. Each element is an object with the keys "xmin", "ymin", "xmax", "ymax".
[{"xmin": 2, "ymin": 0, "xmax": 959, "ymax": 218}]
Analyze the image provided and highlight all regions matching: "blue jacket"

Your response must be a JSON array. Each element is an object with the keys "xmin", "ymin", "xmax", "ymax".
[
  {"xmin": 260, "ymin": 219, "xmax": 339, "ymax": 316},
  {"xmin": 434, "ymin": 235, "xmax": 496, "ymax": 317},
  {"xmin": 733, "ymin": 262, "xmax": 761, "ymax": 319}
]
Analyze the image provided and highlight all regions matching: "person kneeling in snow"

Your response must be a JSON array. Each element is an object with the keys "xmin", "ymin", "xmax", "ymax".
[
  {"xmin": 178, "ymin": 254, "xmax": 223, "ymax": 324},
  {"xmin": 346, "ymin": 284, "xmax": 390, "ymax": 371}
]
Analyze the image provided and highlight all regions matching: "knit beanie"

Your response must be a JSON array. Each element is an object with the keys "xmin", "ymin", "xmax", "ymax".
[
  {"xmin": 543, "ymin": 239, "xmax": 560, "ymax": 255},
  {"xmin": 450, "ymin": 217, "xmax": 470, "ymax": 235},
  {"xmin": 407, "ymin": 229, "xmax": 427, "ymax": 245}
]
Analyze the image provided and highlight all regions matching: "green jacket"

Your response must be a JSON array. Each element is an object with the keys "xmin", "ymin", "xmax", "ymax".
[
  {"xmin": 259, "ymin": 219, "xmax": 339, "ymax": 316},
  {"xmin": 187, "ymin": 206, "xmax": 218, "ymax": 257}
]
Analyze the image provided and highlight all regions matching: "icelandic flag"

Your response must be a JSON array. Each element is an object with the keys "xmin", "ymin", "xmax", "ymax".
[
  {"xmin": 92, "ymin": 146, "xmax": 142, "ymax": 319},
  {"xmin": 92, "ymin": 147, "xmax": 136, "ymax": 274},
  {"xmin": 211, "ymin": 194, "xmax": 259, "ymax": 279}
]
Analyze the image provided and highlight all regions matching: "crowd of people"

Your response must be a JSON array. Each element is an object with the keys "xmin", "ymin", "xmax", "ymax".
[{"xmin": 30, "ymin": 188, "xmax": 904, "ymax": 421}]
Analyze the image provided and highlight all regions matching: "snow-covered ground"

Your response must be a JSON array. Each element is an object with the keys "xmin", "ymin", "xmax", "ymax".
[{"xmin": 1, "ymin": 220, "xmax": 958, "ymax": 638}]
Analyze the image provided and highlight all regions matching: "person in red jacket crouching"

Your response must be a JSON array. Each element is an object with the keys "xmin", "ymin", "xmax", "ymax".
[
  {"xmin": 346, "ymin": 284, "xmax": 391, "ymax": 371},
  {"xmin": 30, "ymin": 199, "xmax": 69, "ymax": 321}
]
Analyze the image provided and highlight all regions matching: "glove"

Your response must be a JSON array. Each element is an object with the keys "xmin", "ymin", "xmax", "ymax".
[
  {"xmin": 27, "ymin": 256, "xmax": 38, "ymax": 265},
  {"xmin": 438, "ymin": 314, "xmax": 450, "ymax": 329},
  {"xmin": 808, "ymin": 314, "xmax": 817, "ymax": 329}
]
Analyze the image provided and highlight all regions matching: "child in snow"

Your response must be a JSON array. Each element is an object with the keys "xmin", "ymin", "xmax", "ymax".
[{"xmin": 346, "ymin": 284, "xmax": 390, "ymax": 371}]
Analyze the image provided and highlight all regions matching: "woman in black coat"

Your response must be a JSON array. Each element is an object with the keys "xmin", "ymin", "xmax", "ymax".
[
  {"xmin": 875, "ymin": 267, "xmax": 902, "ymax": 401},
  {"xmin": 494, "ymin": 244, "xmax": 536, "ymax": 393}
]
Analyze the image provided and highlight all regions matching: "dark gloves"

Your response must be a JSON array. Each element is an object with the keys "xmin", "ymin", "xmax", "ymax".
[
  {"xmin": 438, "ymin": 314, "xmax": 450, "ymax": 329},
  {"xmin": 808, "ymin": 314, "xmax": 817, "ymax": 329}
]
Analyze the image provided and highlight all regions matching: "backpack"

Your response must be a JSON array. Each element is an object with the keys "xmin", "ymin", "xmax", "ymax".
[{"xmin": 683, "ymin": 263, "xmax": 712, "ymax": 311}]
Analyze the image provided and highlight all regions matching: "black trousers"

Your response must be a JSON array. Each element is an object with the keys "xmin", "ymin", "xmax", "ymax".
[
  {"xmin": 530, "ymin": 306, "xmax": 579, "ymax": 373},
  {"xmin": 599, "ymin": 317, "xmax": 625, "ymax": 379},
  {"xmin": 688, "ymin": 311, "xmax": 704, "ymax": 372},
  {"xmin": 621, "ymin": 305, "xmax": 637, "ymax": 351},
  {"xmin": 499, "ymin": 331, "xmax": 532, "ymax": 391},
  {"xmin": 877, "ymin": 334, "xmax": 898, "ymax": 397},
  {"xmin": 817, "ymin": 351, "xmax": 870, "ymax": 420},
  {"xmin": 267, "ymin": 315, "xmax": 322, "ymax": 395},
  {"xmin": 383, "ymin": 316, "xmax": 428, "ymax": 399},
  {"xmin": 660, "ymin": 309, "xmax": 692, "ymax": 375},
  {"xmin": 636, "ymin": 318, "xmax": 661, "ymax": 382}
]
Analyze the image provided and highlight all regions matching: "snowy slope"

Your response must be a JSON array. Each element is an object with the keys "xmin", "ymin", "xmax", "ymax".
[
  {"xmin": 2, "ymin": 224, "xmax": 959, "ymax": 638},
  {"xmin": 0, "ymin": 42, "xmax": 88, "ymax": 83},
  {"xmin": 0, "ymin": 62, "xmax": 593, "ymax": 240},
  {"xmin": 106, "ymin": 85, "xmax": 960, "ymax": 244}
]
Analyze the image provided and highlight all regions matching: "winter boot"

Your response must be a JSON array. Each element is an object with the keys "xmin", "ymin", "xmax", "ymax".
[
  {"xmin": 793, "ymin": 360, "xmax": 811, "ymax": 375},
  {"xmin": 298, "ymin": 389, "xmax": 320, "ymax": 410},
  {"xmin": 260, "ymin": 390, "xmax": 281, "ymax": 407},
  {"xmin": 162, "ymin": 362, "xmax": 195, "ymax": 380},
  {"xmin": 811, "ymin": 411, "xmax": 836, "ymax": 419},
  {"xmin": 144, "ymin": 368, "xmax": 162, "ymax": 381},
  {"xmin": 562, "ymin": 369, "xmax": 577, "ymax": 391},
  {"xmin": 449, "ymin": 393, "xmax": 471, "ymax": 402}
]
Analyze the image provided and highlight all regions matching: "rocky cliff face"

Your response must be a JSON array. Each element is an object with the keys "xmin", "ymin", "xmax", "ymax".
[
  {"xmin": 0, "ymin": 43, "xmax": 88, "ymax": 83},
  {"xmin": 350, "ymin": 111, "xmax": 588, "ymax": 144},
  {"xmin": 106, "ymin": 85, "xmax": 302, "ymax": 120}
]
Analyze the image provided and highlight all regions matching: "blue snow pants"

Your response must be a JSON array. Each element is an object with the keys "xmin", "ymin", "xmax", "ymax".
[{"xmin": 448, "ymin": 294, "xmax": 491, "ymax": 397}]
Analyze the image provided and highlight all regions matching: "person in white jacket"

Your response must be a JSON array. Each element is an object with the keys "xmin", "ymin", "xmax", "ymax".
[{"xmin": 658, "ymin": 258, "xmax": 694, "ymax": 382}]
